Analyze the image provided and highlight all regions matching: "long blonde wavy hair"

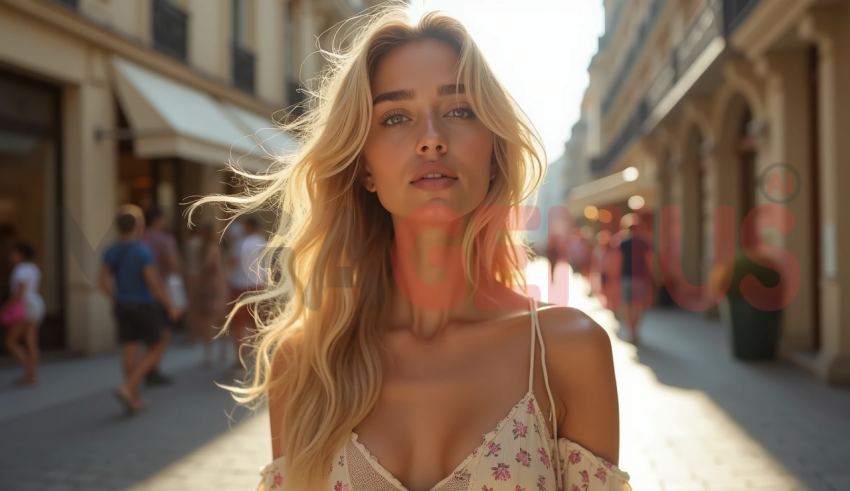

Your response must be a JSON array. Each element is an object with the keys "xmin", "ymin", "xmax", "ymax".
[{"xmin": 187, "ymin": 2, "xmax": 546, "ymax": 488}]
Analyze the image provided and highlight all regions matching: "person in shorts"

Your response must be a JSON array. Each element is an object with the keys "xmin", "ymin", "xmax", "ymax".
[
  {"xmin": 618, "ymin": 220, "xmax": 654, "ymax": 345},
  {"xmin": 1, "ymin": 242, "xmax": 46, "ymax": 386},
  {"xmin": 99, "ymin": 205, "xmax": 181, "ymax": 414},
  {"xmin": 141, "ymin": 206, "xmax": 184, "ymax": 386},
  {"xmin": 226, "ymin": 216, "xmax": 266, "ymax": 377}
]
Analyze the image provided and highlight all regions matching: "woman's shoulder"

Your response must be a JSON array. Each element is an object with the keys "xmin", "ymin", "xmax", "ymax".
[
  {"xmin": 535, "ymin": 303, "xmax": 617, "ymax": 405},
  {"xmin": 536, "ymin": 303, "xmax": 611, "ymax": 355}
]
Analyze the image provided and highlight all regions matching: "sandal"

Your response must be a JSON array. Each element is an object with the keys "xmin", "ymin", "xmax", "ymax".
[{"xmin": 113, "ymin": 386, "xmax": 135, "ymax": 415}]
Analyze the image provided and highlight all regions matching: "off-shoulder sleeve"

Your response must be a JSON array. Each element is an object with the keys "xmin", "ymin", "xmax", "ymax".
[
  {"xmin": 557, "ymin": 438, "xmax": 632, "ymax": 491},
  {"xmin": 257, "ymin": 456, "xmax": 286, "ymax": 491}
]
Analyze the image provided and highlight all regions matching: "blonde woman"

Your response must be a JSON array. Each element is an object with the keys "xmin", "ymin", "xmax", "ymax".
[{"xmin": 190, "ymin": 4, "xmax": 632, "ymax": 490}]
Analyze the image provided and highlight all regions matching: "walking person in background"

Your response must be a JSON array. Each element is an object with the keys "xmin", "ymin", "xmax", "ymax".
[
  {"xmin": 141, "ymin": 207, "xmax": 184, "ymax": 386},
  {"xmin": 618, "ymin": 218, "xmax": 655, "ymax": 345},
  {"xmin": 99, "ymin": 205, "xmax": 181, "ymax": 414},
  {"xmin": 1, "ymin": 242, "xmax": 45, "ymax": 386},
  {"xmin": 222, "ymin": 220, "xmax": 245, "ymax": 365},
  {"xmin": 193, "ymin": 223, "xmax": 227, "ymax": 368},
  {"xmin": 226, "ymin": 216, "xmax": 266, "ymax": 378},
  {"xmin": 183, "ymin": 226, "xmax": 203, "ymax": 346}
]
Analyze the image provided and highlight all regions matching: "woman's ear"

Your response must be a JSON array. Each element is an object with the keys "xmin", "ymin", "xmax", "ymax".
[{"xmin": 361, "ymin": 162, "xmax": 377, "ymax": 193}]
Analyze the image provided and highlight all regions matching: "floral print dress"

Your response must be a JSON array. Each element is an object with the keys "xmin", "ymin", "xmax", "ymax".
[{"xmin": 258, "ymin": 298, "xmax": 632, "ymax": 491}]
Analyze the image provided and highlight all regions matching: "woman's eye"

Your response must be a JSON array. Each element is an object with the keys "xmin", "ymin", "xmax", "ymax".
[
  {"xmin": 448, "ymin": 107, "xmax": 474, "ymax": 118},
  {"xmin": 383, "ymin": 114, "xmax": 409, "ymax": 126}
]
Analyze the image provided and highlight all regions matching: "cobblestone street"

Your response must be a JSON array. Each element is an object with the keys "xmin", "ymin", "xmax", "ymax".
[{"xmin": 1, "ymin": 260, "xmax": 849, "ymax": 491}]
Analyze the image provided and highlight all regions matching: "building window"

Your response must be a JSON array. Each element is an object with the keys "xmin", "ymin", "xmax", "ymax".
[
  {"xmin": 232, "ymin": 0, "xmax": 255, "ymax": 93},
  {"xmin": 152, "ymin": 0, "xmax": 188, "ymax": 62}
]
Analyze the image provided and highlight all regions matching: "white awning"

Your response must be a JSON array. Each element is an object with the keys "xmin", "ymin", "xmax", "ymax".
[
  {"xmin": 110, "ymin": 56, "xmax": 293, "ymax": 172},
  {"xmin": 220, "ymin": 102, "xmax": 297, "ymax": 160},
  {"xmin": 567, "ymin": 167, "xmax": 656, "ymax": 216}
]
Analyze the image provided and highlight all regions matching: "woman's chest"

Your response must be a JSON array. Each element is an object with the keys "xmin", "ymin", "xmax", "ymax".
[{"xmin": 349, "ymin": 330, "xmax": 557, "ymax": 490}]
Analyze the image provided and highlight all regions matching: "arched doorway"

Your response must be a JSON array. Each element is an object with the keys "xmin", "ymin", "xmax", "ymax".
[
  {"xmin": 736, "ymin": 106, "xmax": 757, "ymax": 244},
  {"xmin": 717, "ymin": 94, "xmax": 757, "ymax": 250}
]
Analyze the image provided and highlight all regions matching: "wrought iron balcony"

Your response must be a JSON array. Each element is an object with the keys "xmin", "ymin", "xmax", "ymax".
[
  {"xmin": 592, "ymin": 0, "xmax": 761, "ymax": 174},
  {"xmin": 233, "ymin": 44, "xmax": 255, "ymax": 94},
  {"xmin": 677, "ymin": 0, "xmax": 722, "ymax": 80},
  {"xmin": 152, "ymin": 0, "xmax": 188, "ymax": 62}
]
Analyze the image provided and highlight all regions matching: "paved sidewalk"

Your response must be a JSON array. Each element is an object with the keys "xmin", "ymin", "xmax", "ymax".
[
  {"xmin": 0, "ymin": 340, "xmax": 271, "ymax": 491},
  {"xmin": 0, "ymin": 260, "xmax": 848, "ymax": 491},
  {"xmin": 545, "ymin": 262, "xmax": 850, "ymax": 491}
]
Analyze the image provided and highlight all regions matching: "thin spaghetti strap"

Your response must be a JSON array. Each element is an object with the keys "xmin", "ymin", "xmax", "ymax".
[
  {"xmin": 527, "ymin": 295, "xmax": 536, "ymax": 393},
  {"xmin": 533, "ymin": 298, "xmax": 563, "ymax": 489}
]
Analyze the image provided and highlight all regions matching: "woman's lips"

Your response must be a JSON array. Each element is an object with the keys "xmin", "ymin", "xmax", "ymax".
[{"xmin": 411, "ymin": 177, "xmax": 458, "ymax": 190}]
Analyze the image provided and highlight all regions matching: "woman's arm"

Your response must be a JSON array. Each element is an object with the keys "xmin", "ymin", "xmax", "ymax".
[{"xmin": 544, "ymin": 308, "xmax": 621, "ymax": 466}]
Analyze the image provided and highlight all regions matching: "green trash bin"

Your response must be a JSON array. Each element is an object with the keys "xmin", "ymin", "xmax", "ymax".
[{"xmin": 716, "ymin": 250, "xmax": 783, "ymax": 361}]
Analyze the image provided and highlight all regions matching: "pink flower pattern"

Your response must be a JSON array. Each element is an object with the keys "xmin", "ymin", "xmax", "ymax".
[
  {"xmin": 492, "ymin": 462, "xmax": 512, "ymax": 481},
  {"xmin": 271, "ymin": 473, "xmax": 283, "ymax": 488},
  {"xmin": 537, "ymin": 475, "xmax": 547, "ymax": 491},
  {"xmin": 484, "ymin": 441, "xmax": 502, "ymax": 457},
  {"xmin": 261, "ymin": 397, "xmax": 630, "ymax": 490},
  {"xmin": 595, "ymin": 468, "xmax": 608, "ymax": 484},
  {"xmin": 513, "ymin": 419, "xmax": 528, "ymax": 438},
  {"xmin": 516, "ymin": 448, "xmax": 532, "ymax": 467},
  {"xmin": 538, "ymin": 447, "xmax": 551, "ymax": 469}
]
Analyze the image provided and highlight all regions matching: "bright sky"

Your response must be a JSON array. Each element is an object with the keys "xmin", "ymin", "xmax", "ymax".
[{"xmin": 412, "ymin": 0, "xmax": 605, "ymax": 165}]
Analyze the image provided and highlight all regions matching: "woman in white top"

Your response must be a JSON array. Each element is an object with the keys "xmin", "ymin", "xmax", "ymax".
[{"xmin": 1, "ymin": 242, "xmax": 46, "ymax": 386}]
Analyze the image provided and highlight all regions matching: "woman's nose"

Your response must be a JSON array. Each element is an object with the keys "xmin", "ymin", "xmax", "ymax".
[{"xmin": 416, "ymin": 118, "xmax": 447, "ymax": 155}]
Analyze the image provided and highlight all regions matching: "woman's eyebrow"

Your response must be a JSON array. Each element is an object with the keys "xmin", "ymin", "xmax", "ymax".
[{"xmin": 372, "ymin": 84, "xmax": 466, "ymax": 105}]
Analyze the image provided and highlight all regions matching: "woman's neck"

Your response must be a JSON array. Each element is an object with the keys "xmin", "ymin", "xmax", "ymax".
[{"xmin": 387, "ymin": 212, "xmax": 504, "ymax": 339}]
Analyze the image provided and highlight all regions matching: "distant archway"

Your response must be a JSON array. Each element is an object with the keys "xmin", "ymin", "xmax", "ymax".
[
  {"xmin": 716, "ymin": 93, "xmax": 756, "ymax": 247},
  {"xmin": 681, "ymin": 125, "xmax": 706, "ymax": 285}
]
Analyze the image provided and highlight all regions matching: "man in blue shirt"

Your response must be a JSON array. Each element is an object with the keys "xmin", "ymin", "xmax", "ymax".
[{"xmin": 99, "ymin": 204, "xmax": 181, "ymax": 414}]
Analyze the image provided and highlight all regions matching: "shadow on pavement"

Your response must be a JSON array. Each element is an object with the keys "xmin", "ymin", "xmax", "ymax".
[
  {"xmin": 627, "ymin": 307, "xmax": 850, "ymax": 491},
  {"xmin": 0, "ymin": 360, "xmax": 266, "ymax": 490}
]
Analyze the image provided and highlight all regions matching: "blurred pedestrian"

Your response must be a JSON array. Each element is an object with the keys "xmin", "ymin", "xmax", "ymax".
[
  {"xmin": 618, "ymin": 221, "xmax": 654, "ymax": 345},
  {"xmin": 226, "ymin": 216, "xmax": 266, "ymax": 377},
  {"xmin": 194, "ymin": 223, "xmax": 227, "ymax": 367},
  {"xmin": 99, "ymin": 205, "xmax": 181, "ymax": 414},
  {"xmin": 183, "ymin": 226, "xmax": 203, "ymax": 345},
  {"xmin": 546, "ymin": 218, "xmax": 569, "ymax": 282},
  {"xmin": 0, "ymin": 224, "xmax": 15, "ymax": 306},
  {"xmin": 141, "ymin": 207, "xmax": 184, "ymax": 386},
  {"xmin": 1, "ymin": 242, "xmax": 45, "ymax": 386}
]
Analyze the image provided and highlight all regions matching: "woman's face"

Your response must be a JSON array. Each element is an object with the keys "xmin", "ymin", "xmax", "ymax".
[{"xmin": 361, "ymin": 39, "xmax": 496, "ymax": 222}]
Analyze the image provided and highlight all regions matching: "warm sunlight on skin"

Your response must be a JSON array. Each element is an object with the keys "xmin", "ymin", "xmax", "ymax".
[
  {"xmin": 361, "ymin": 39, "xmax": 496, "ymax": 222},
  {"xmin": 412, "ymin": 0, "xmax": 605, "ymax": 163}
]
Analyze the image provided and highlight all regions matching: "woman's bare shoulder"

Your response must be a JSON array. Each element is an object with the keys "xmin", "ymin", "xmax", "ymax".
[
  {"xmin": 536, "ymin": 304, "xmax": 620, "ymax": 464},
  {"xmin": 536, "ymin": 305, "xmax": 614, "ymax": 377}
]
